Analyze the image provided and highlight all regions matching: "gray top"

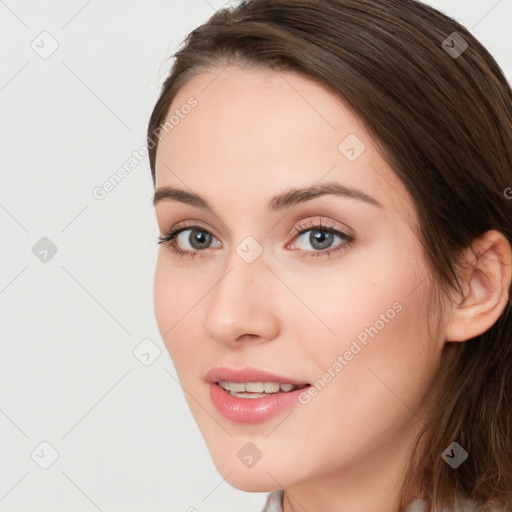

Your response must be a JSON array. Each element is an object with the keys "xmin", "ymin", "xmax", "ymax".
[{"xmin": 260, "ymin": 490, "xmax": 485, "ymax": 512}]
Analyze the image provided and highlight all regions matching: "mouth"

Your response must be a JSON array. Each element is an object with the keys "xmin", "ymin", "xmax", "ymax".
[
  {"xmin": 217, "ymin": 380, "xmax": 309, "ymax": 398},
  {"xmin": 205, "ymin": 367, "xmax": 311, "ymax": 423}
]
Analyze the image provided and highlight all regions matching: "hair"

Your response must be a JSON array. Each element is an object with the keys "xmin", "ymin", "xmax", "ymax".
[{"xmin": 147, "ymin": 0, "xmax": 512, "ymax": 510}]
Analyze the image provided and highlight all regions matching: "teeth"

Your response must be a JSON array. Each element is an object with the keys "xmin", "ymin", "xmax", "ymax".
[
  {"xmin": 229, "ymin": 382, "xmax": 245, "ymax": 393},
  {"xmin": 218, "ymin": 380, "xmax": 302, "ymax": 395},
  {"xmin": 245, "ymin": 382, "xmax": 265, "ymax": 393},
  {"xmin": 264, "ymin": 382, "xmax": 280, "ymax": 393}
]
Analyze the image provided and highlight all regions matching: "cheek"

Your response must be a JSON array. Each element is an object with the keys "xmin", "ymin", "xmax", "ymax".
[
  {"xmin": 153, "ymin": 255, "xmax": 194, "ymax": 360},
  {"xmin": 281, "ymin": 243, "xmax": 424, "ymax": 348},
  {"xmin": 271, "ymin": 280, "xmax": 436, "ymax": 481},
  {"xmin": 153, "ymin": 254, "xmax": 215, "ymax": 384},
  {"xmin": 153, "ymin": 256, "xmax": 174, "ymax": 332},
  {"xmin": 290, "ymin": 254, "xmax": 436, "ymax": 431},
  {"xmin": 284, "ymin": 240, "xmax": 435, "ymax": 403}
]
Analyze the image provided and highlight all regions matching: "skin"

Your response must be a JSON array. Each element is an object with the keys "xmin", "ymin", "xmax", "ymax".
[{"xmin": 152, "ymin": 65, "xmax": 512, "ymax": 512}]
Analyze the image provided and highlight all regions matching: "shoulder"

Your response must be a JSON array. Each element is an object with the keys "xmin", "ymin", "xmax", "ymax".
[
  {"xmin": 260, "ymin": 491, "xmax": 500, "ymax": 512},
  {"xmin": 406, "ymin": 494, "xmax": 501, "ymax": 512}
]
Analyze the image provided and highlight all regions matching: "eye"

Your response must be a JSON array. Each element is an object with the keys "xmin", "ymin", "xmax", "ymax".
[
  {"xmin": 288, "ymin": 219, "xmax": 354, "ymax": 259},
  {"xmin": 157, "ymin": 218, "xmax": 354, "ymax": 260},
  {"xmin": 158, "ymin": 225, "xmax": 221, "ymax": 258},
  {"xmin": 174, "ymin": 228, "xmax": 218, "ymax": 250}
]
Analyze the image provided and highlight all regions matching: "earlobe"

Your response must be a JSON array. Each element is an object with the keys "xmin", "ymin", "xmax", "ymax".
[{"xmin": 445, "ymin": 230, "xmax": 512, "ymax": 343}]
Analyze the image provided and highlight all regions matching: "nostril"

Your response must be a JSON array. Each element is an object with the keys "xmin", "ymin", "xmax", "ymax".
[{"xmin": 237, "ymin": 333, "xmax": 257, "ymax": 342}]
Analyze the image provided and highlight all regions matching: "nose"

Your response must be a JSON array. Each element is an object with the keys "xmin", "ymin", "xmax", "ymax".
[{"xmin": 203, "ymin": 251, "xmax": 281, "ymax": 347}]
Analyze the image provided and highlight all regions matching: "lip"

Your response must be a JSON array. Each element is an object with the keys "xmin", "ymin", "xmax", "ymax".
[
  {"xmin": 205, "ymin": 367, "xmax": 310, "ymax": 424},
  {"xmin": 205, "ymin": 367, "xmax": 309, "ymax": 386}
]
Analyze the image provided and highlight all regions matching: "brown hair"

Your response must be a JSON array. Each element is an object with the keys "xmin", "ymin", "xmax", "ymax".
[{"xmin": 147, "ymin": 1, "xmax": 512, "ymax": 510}]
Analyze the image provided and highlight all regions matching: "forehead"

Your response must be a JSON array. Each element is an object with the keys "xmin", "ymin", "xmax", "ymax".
[{"xmin": 154, "ymin": 65, "xmax": 412, "ymax": 217}]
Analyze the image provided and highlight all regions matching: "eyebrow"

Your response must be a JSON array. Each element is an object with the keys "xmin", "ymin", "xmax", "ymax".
[{"xmin": 152, "ymin": 181, "xmax": 383, "ymax": 213}]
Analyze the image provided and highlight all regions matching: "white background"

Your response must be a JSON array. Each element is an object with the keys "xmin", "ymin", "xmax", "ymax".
[{"xmin": 1, "ymin": 1, "xmax": 511, "ymax": 511}]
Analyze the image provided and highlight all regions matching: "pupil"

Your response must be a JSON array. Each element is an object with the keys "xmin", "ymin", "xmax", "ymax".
[
  {"xmin": 311, "ymin": 230, "xmax": 332, "ymax": 250},
  {"xmin": 190, "ymin": 230, "xmax": 211, "ymax": 249}
]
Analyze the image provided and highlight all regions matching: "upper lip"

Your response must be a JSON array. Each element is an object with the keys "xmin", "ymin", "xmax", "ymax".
[{"xmin": 205, "ymin": 367, "xmax": 309, "ymax": 386}]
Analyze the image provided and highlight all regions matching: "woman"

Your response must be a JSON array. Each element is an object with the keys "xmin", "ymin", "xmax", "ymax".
[{"xmin": 147, "ymin": 1, "xmax": 512, "ymax": 510}]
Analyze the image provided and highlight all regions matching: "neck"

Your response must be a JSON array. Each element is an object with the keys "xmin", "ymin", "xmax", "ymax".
[{"xmin": 282, "ymin": 419, "xmax": 426, "ymax": 512}]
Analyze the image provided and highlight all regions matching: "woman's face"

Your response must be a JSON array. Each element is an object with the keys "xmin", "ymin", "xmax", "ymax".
[{"xmin": 153, "ymin": 65, "xmax": 445, "ymax": 492}]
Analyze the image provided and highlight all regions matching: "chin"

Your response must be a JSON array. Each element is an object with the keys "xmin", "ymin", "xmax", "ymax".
[
  {"xmin": 223, "ymin": 469, "xmax": 285, "ymax": 493},
  {"xmin": 206, "ymin": 446, "xmax": 298, "ymax": 492}
]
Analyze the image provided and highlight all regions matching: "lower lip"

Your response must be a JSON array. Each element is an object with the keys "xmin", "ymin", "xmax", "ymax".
[{"xmin": 209, "ymin": 383, "xmax": 308, "ymax": 424}]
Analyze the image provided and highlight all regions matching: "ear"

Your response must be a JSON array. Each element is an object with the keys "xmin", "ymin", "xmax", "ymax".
[{"xmin": 445, "ymin": 230, "xmax": 512, "ymax": 342}]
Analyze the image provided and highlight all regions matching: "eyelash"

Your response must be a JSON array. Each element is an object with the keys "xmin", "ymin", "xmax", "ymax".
[{"xmin": 157, "ymin": 219, "xmax": 354, "ymax": 260}]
